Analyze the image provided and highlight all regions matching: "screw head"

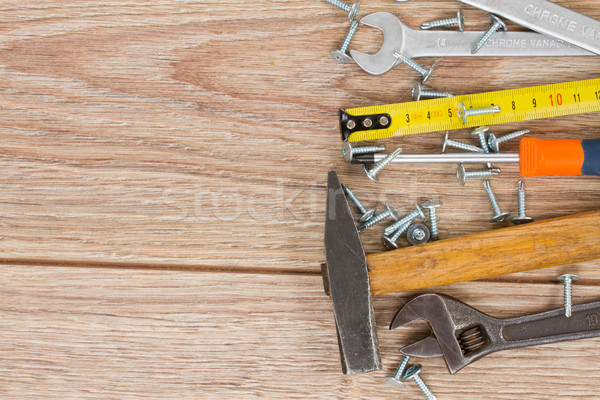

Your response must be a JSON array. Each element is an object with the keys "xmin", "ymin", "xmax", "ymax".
[
  {"xmin": 348, "ymin": 1, "xmax": 360, "ymax": 21},
  {"xmin": 385, "ymin": 376, "xmax": 406, "ymax": 388},
  {"xmin": 490, "ymin": 211, "xmax": 511, "ymax": 223},
  {"xmin": 422, "ymin": 199, "xmax": 443, "ymax": 210},
  {"xmin": 385, "ymin": 201, "xmax": 400, "ymax": 220},
  {"xmin": 412, "ymin": 81, "xmax": 422, "ymax": 101},
  {"xmin": 557, "ymin": 273, "xmax": 580, "ymax": 283},
  {"xmin": 407, "ymin": 223, "xmax": 430, "ymax": 245},
  {"xmin": 422, "ymin": 65, "xmax": 434, "ymax": 84},
  {"xmin": 403, "ymin": 364, "xmax": 422, "ymax": 380},
  {"xmin": 457, "ymin": 8, "xmax": 465, "ymax": 32},
  {"xmin": 363, "ymin": 163, "xmax": 379, "ymax": 183},
  {"xmin": 381, "ymin": 235, "xmax": 400, "ymax": 251},
  {"xmin": 441, "ymin": 131, "xmax": 449, "ymax": 153},
  {"xmin": 456, "ymin": 163, "xmax": 467, "ymax": 186},
  {"xmin": 457, "ymin": 102, "xmax": 468, "ymax": 124},
  {"xmin": 490, "ymin": 14, "xmax": 507, "ymax": 31},
  {"xmin": 471, "ymin": 125, "xmax": 490, "ymax": 136},
  {"xmin": 512, "ymin": 215, "xmax": 534, "ymax": 225},
  {"xmin": 342, "ymin": 141, "xmax": 354, "ymax": 162},
  {"xmin": 358, "ymin": 208, "xmax": 377, "ymax": 223},
  {"xmin": 330, "ymin": 49, "xmax": 352, "ymax": 63},
  {"xmin": 413, "ymin": 202, "xmax": 426, "ymax": 220},
  {"xmin": 487, "ymin": 132, "xmax": 500, "ymax": 153}
]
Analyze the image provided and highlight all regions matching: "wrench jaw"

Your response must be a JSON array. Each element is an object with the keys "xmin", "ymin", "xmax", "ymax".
[{"xmin": 350, "ymin": 12, "xmax": 406, "ymax": 75}]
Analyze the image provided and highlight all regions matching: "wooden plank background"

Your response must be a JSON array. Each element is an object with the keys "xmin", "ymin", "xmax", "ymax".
[{"xmin": 0, "ymin": 0, "xmax": 599, "ymax": 398}]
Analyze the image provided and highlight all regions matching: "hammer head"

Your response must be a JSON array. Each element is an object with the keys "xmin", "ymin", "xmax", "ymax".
[{"xmin": 323, "ymin": 170, "xmax": 381, "ymax": 374}]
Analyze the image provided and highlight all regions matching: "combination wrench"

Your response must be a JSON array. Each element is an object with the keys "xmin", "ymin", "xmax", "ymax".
[{"xmin": 350, "ymin": 12, "xmax": 594, "ymax": 75}]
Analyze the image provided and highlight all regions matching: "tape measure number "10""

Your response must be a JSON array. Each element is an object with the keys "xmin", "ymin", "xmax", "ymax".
[{"xmin": 340, "ymin": 78, "xmax": 600, "ymax": 142}]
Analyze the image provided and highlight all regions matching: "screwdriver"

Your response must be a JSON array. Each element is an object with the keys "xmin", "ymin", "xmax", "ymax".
[{"xmin": 352, "ymin": 138, "xmax": 600, "ymax": 177}]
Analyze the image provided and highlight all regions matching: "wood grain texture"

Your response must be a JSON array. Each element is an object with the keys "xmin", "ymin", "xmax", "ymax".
[{"xmin": 0, "ymin": 0, "xmax": 599, "ymax": 398}]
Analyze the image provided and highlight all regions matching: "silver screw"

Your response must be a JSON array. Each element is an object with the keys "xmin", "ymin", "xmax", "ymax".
[
  {"xmin": 363, "ymin": 147, "xmax": 402, "ymax": 183},
  {"xmin": 342, "ymin": 142, "xmax": 386, "ymax": 163},
  {"xmin": 393, "ymin": 52, "xmax": 434, "ymax": 84},
  {"xmin": 472, "ymin": 14, "xmax": 507, "ymax": 54},
  {"xmin": 323, "ymin": 0, "xmax": 360, "ymax": 21},
  {"xmin": 557, "ymin": 274, "xmax": 580, "ymax": 318},
  {"xmin": 403, "ymin": 364, "xmax": 437, "ymax": 400},
  {"xmin": 442, "ymin": 131, "xmax": 483, "ymax": 154},
  {"xmin": 385, "ymin": 355, "xmax": 411, "ymax": 388},
  {"xmin": 421, "ymin": 8, "xmax": 465, "ymax": 31},
  {"xmin": 407, "ymin": 223, "xmax": 430, "ymax": 246},
  {"xmin": 331, "ymin": 20, "xmax": 360, "ymax": 63},
  {"xmin": 457, "ymin": 103, "xmax": 501, "ymax": 125},
  {"xmin": 512, "ymin": 180, "xmax": 534, "ymax": 224},
  {"xmin": 422, "ymin": 200, "xmax": 443, "ymax": 241},
  {"xmin": 381, "ymin": 221, "xmax": 411, "ymax": 250},
  {"xmin": 384, "ymin": 202, "xmax": 425, "ymax": 236},
  {"xmin": 457, "ymin": 163, "xmax": 500, "ymax": 186},
  {"xmin": 412, "ymin": 82, "xmax": 454, "ymax": 101},
  {"xmin": 483, "ymin": 180, "xmax": 511, "ymax": 222},
  {"xmin": 342, "ymin": 183, "xmax": 377, "ymax": 224},
  {"xmin": 488, "ymin": 129, "xmax": 530, "ymax": 153},
  {"xmin": 470, "ymin": 126, "xmax": 493, "ymax": 168},
  {"xmin": 357, "ymin": 201, "xmax": 399, "ymax": 232}
]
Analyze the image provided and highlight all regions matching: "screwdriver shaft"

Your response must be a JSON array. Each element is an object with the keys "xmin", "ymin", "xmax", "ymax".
[{"xmin": 353, "ymin": 153, "xmax": 520, "ymax": 164}]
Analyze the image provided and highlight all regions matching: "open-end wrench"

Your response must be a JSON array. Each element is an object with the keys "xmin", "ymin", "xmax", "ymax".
[
  {"xmin": 390, "ymin": 293, "xmax": 600, "ymax": 374},
  {"xmin": 351, "ymin": 12, "xmax": 594, "ymax": 75}
]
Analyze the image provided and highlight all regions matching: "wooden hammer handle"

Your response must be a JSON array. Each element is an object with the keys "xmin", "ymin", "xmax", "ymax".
[{"xmin": 367, "ymin": 210, "xmax": 600, "ymax": 295}]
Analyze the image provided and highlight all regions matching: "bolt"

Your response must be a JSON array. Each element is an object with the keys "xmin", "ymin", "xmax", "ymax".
[
  {"xmin": 456, "ymin": 163, "xmax": 500, "ymax": 186},
  {"xmin": 363, "ymin": 147, "xmax": 402, "ymax": 183},
  {"xmin": 488, "ymin": 129, "xmax": 530, "ymax": 153},
  {"xmin": 385, "ymin": 355, "xmax": 411, "ymax": 388},
  {"xmin": 342, "ymin": 142, "xmax": 386, "ymax": 163},
  {"xmin": 412, "ymin": 82, "xmax": 454, "ymax": 101},
  {"xmin": 342, "ymin": 183, "xmax": 377, "ymax": 224},
  {"xmin": 557, "ymin": 274, "xmax": 580, "ymax": 318},
  {"xmin": 457, "ymin": 103, "xmax": 501, "ymax": 125},
  {"xmin": 483, "ymin": 180, "xmax": 511, "ymax": 222},
  {"xmin": 381, "ymin": 221, "xmax": 411, "ymax": 250},
  {"xmin": 331, "ymin": 20, "xmax": 359, "ymax": 63},
  {"xmin": 472, "ymin": 14, "xmax": 507, "ymax": 54},
  {"xmin": 407, "ymin": 223, "xmax": 431, "ymax": 246},
  {"xmin": 393, "ymin": 52, "xmax": 434, "ymax": 84},
  {"xmin": 323, "ymin": 0, "xmax": 360, "ymax": 21},
  {"xmin": 403, "ymin": 364, "xmax": 437, "ymax": 400},
  {"xmin": 442, "ymin": 131, "xmax": 483, "ymax": 154},
  {"xmin": 421, "ymin": 8, "xmax": 465, "ymax": 31},
  {"xmin": 384, "ymin": 202, "xmax": 426, "ymax": 236},
  {"xmin": 357, "ymin": 201, "xmax": 399, "ymax": 232},
  {"xmin": 512, "ymin": 180, "xmax": 534, "ymax": 224},
  {"xmin": 422, "ymin": 200, "xmax": 443, "ymax": 241}
]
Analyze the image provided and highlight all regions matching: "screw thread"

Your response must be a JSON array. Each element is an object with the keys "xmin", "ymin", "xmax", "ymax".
[
  {"xmin": 483, "ymin": 180, "xmax": 502, "ymax": 215},
  {"xmin": 517, "ymin": 181, "xmax": 526, "ymax": 217},
  {"xmin": 446, "ymin": 138, "xmax": 483, "ymax": 153},
  {"xmin": 473, "ymin": 132, "xmax": 491, "ymax": 154},
  {"xmin": 472, "ymin": 21, "xmax": 503, "ymax": 53},
  {"xmin": 393, "ymin": 355, "xmax": 411, "ymax": 380},
  {"xmin": 428, "ymin": 208, "xmax": 439, "ymax": 239},
  {"xmin": 421, "ymin": 16, "xmax": 459, "ymax": 30},
  {"xmin": 465, "ymin": 169, "xmax": 499, "ymax": 179},
  {"xmin": 390, "ymin": 221, "xmax": 411, "ymax": 242},
  {"xmin": 358, "ymin": 209, "xmax": 392, "ymax": 231},
  {"xmin": 342, "ymin": 184, "xmax": 367, "ymax": 214},
  {"xmin": 467, "ymin": 106, "xmax": 501, "ymax": 118},
  {"xmin": 340, "ymin": 20, "xmax": 359, "ymax": 53},
  {"xmin": 420, "ymin": 89, "xmax": 454, "ymax": 99},
  {"xmin": 366, "ymin": 147, "xmax": 402, "ymax": 177},
  {"xmin": 352, "ymin": 145, "xmax": 386, "ymax": 156},
  {"xmin": 324, "ymin": 0, "xmax": 351, "ymax": 12},
  {"xmin": 393, "ymin": 52, "xmax": 429, "ymax": 77},
  {"xmin": 564, "ymin": 277, "xmax": 573, "ymax": 317},
  {"xmin": 413, "ymin": 375, "xmax": 437, "ymax": 400},
  {"xmin": 497, "ymin": 129, "xmax": 530, "ymax": 144},
  {"xmin": 384, "ymin": 210, "xmax": 420, "ymax": 236}
]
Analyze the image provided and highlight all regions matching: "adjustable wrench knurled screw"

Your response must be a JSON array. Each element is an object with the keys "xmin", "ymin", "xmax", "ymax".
[
  {"xmin": 393, "ymin": 51, "xmax": 434, "ymax": 84},
  {"xmin": 488, "ymin": 129, "xmax": 530, "ymax": 153},
  {"xmin": 512, "ymin": 180, "xmax": 534, "ymax": 224},
  {"xmin": 557, "ymin": 274, "xmax": 580, "ymax": 318},
  {"xmin": 357, "ymin": 201, "xmax": 399, "ymax": 232},
  {"xmin": 323, "ymin": 0, "xmax": 360, "ymax": 21},
  {"xmin": 442, "ymin": 132, "xmax": 483, "ymax": 154},
  {"xmin": 472, "ymin": 14, "xmax": 507, "ymax": 54},
  {"xmin": 385, "ymin": 355, "xmax": 410, "ymax": 388},
  {"xmin": 342, "ymin": 142, "xmax": 386, "ymax": 163},
  {"xmin": 483, "ymin": 179, "xmax": 511, "ymax": 222},
  {"xmin": 421, "ymin": 8, "xmax": 465, "ymax": 31},
  {"xmin": 403, "ymin": 364, "xmax": 437, "ymax": 400},
  {"xmin": 422, "ymin": 200, "xmax": 443, "ymax": 241},
  {"xmin": 363, "ymin": 147, "xmax": 402, "ymax": 183},
  {"xmin": 331, "ymin": 20, "xmax": 359, "ymax": 63},
  {"xmin": 458, "ymin": 103, "xmax": 501, "ymax": 125},
  {"xmin": 342, "ymin": 183, "xmax": 377, "ymax": 223},
  {"xmin": 412, "ymin": 82, "xmax": 454, "ymax": 101},
  {"xmin": 381, "ymin": 221, "xmax": 411, "ymax": 250},
  {"xmin": 457, "ymin": 163, "xmax": 500, "ymax": 186}
]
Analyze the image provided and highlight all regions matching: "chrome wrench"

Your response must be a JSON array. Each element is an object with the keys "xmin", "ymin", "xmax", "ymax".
[{"xmin": 351, "ymin": 12, "xmax": 594, "ymax": 75}]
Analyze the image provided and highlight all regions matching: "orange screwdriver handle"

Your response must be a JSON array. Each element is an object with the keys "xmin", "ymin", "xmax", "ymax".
[{"xmin": 520, "ymin": 138, "xmax": 600, "ymax": 177}]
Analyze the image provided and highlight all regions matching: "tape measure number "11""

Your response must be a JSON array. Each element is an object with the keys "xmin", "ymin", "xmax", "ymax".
[{"xmin": 341, "ymin": 78, "xmax": 600, "ymax": 142}]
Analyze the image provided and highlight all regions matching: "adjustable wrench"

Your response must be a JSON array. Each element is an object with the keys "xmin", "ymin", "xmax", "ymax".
[
  {"xmin": 390, "ymin": 293, "xmax": 600, "ymax": 374},
  {"xmin": 351, "ymin": 12, "xmax": 594, "ymax": 75}
]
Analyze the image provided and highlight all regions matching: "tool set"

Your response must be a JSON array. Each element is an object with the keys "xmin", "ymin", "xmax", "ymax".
[{"xmin": 322, "ymin": 0, "xmax": 600, "ymax": 397}]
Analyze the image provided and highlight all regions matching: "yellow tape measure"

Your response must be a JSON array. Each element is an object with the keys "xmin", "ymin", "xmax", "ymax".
[{"xmin": 341, "ymin": 78, "xmax": 600, "ymax": 142}]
